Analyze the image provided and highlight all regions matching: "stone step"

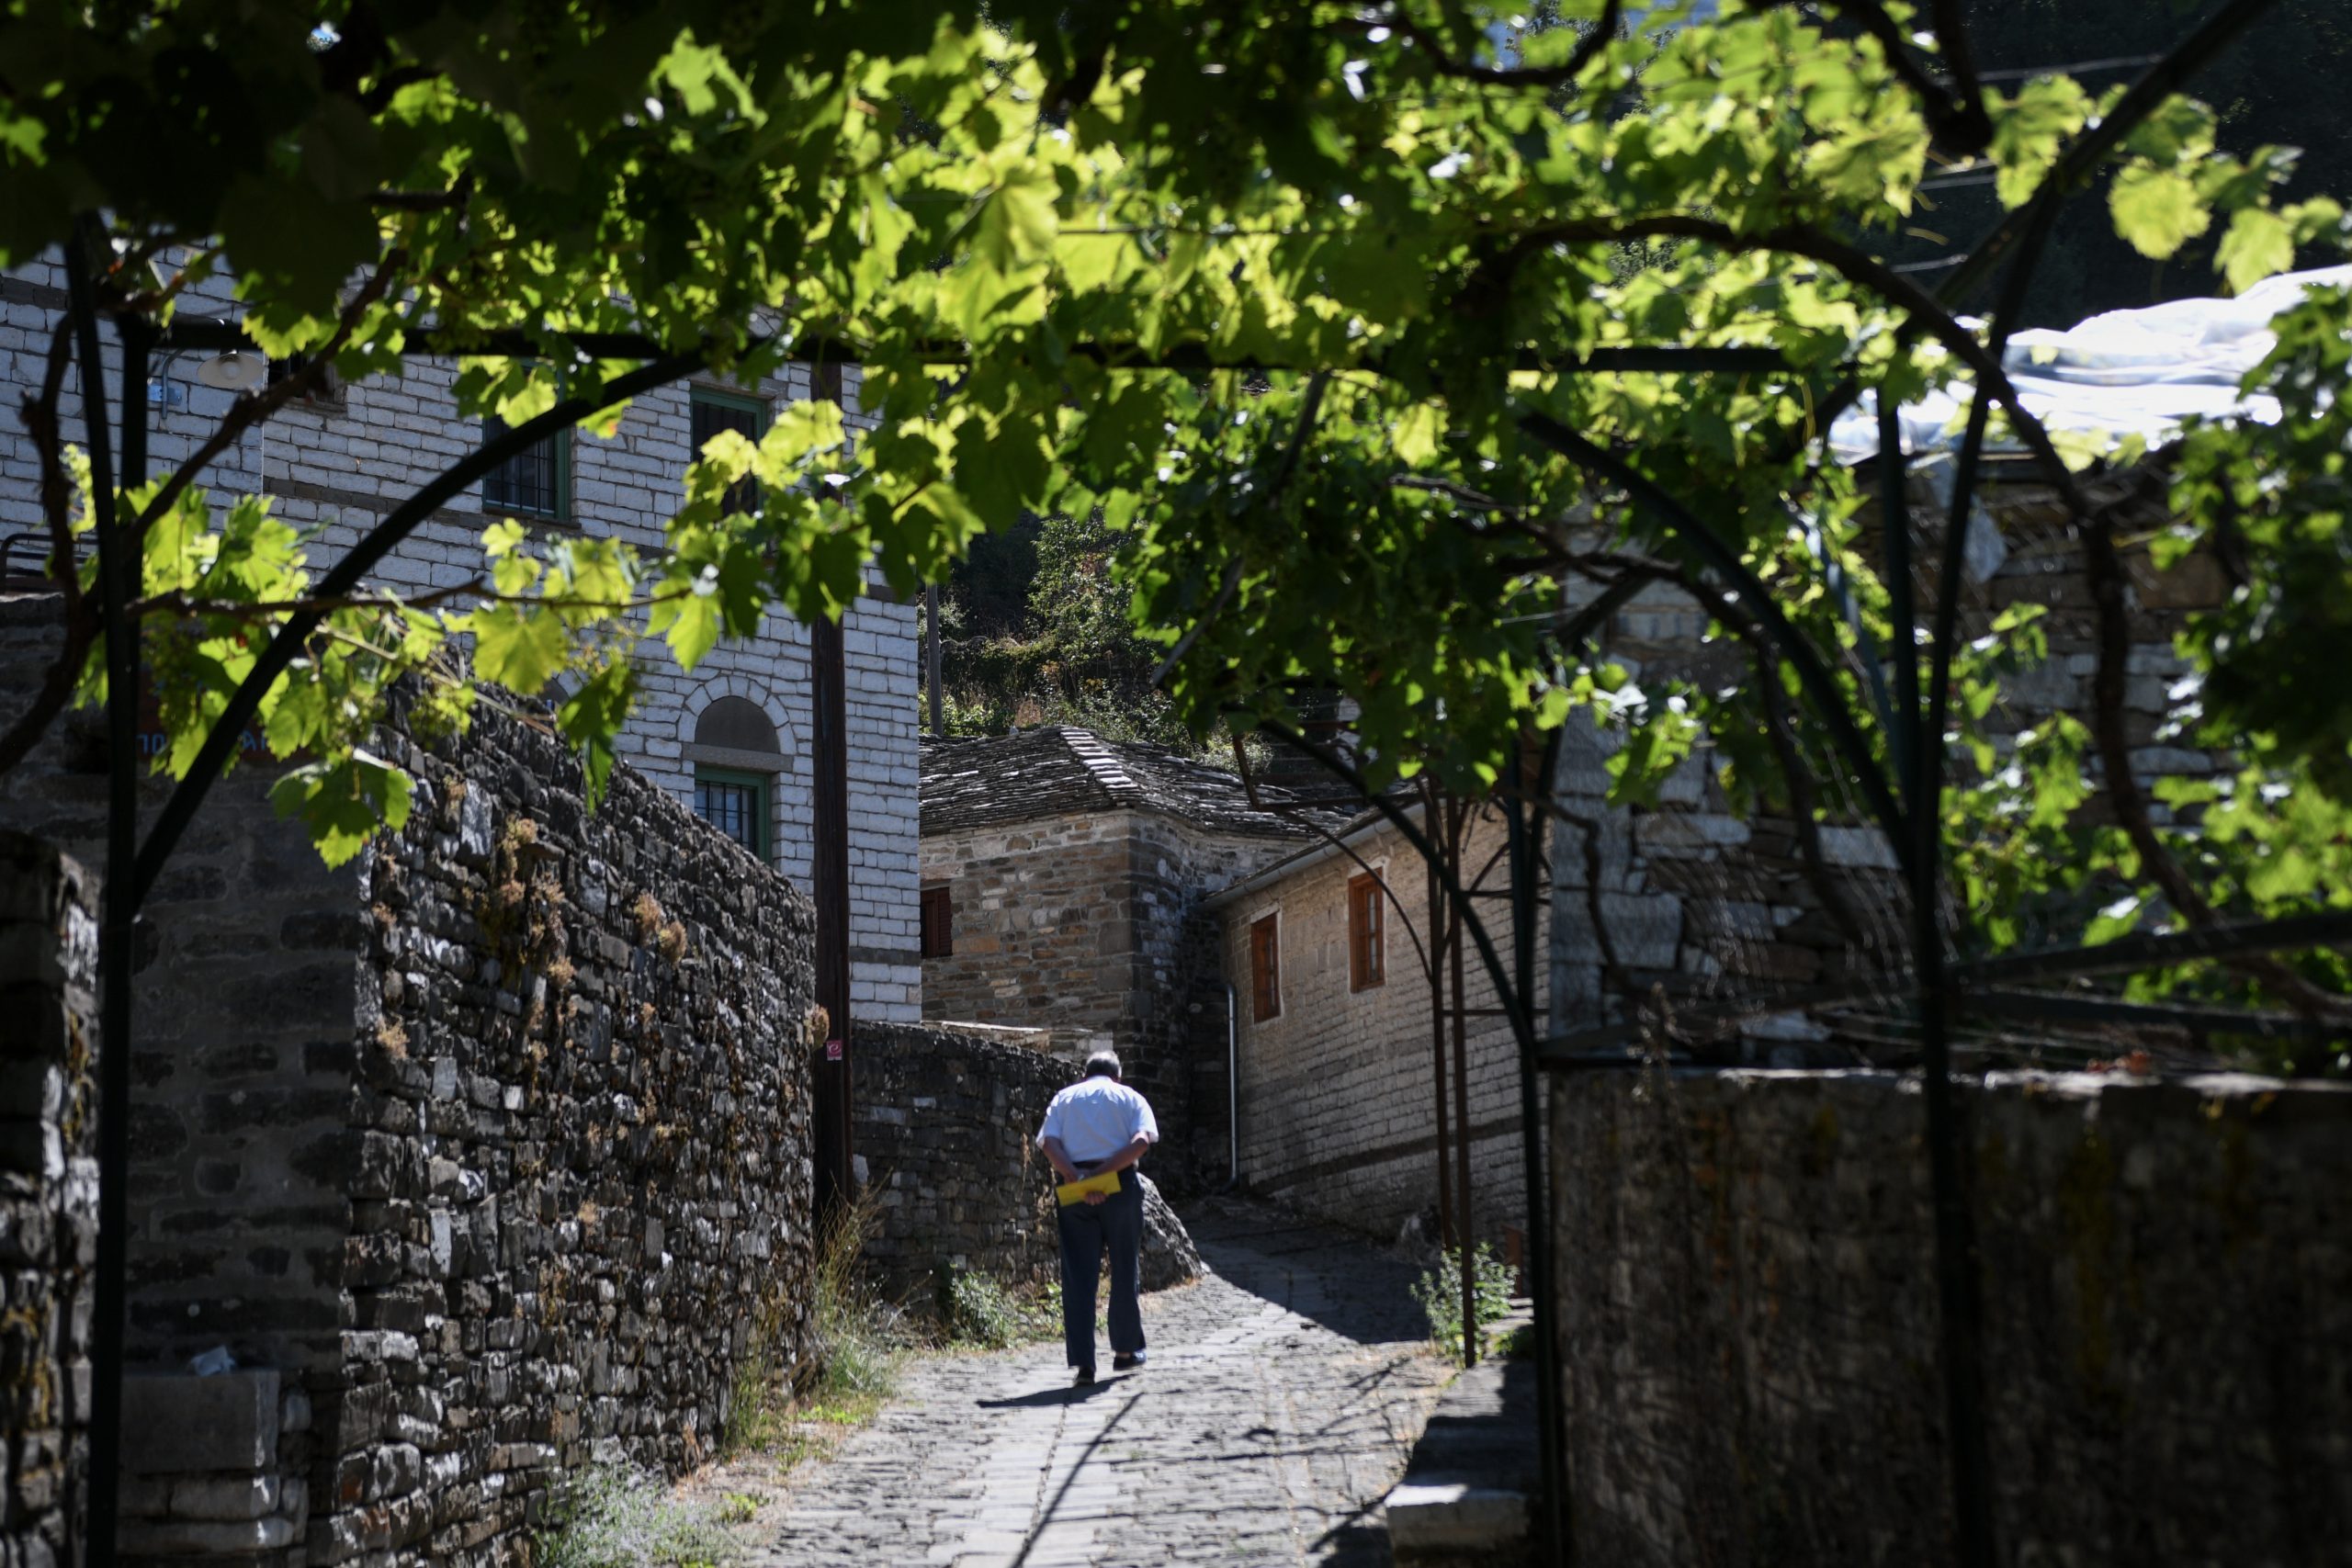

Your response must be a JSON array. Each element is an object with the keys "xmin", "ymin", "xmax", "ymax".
[
  {"xmin": 1385, "ymin": 1306, "xmax": 1539, "ymax": 1567},
  {"xmin": 1387, "ymin": 1480, "xmax": 1531, "ymax": 1559}
]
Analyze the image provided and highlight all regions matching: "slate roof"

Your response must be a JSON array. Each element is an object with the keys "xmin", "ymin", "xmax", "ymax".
[{"xmin": 920, "ymin": 727, "xmax": 1351, "ymax": 839}]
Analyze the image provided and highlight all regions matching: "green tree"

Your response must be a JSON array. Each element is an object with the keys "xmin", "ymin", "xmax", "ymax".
[{"xmin": 937, "ymin": 510, "xmax": 1202, "ymax": 751}]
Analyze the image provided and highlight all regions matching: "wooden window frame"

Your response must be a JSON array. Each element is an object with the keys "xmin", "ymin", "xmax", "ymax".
[
  {"xmin": 1250, "ymin": 912, "xmax": 1282, "ymax": 1023},
  {"xmin": 690, "ymin": 385, "xmax": 771, "ymax": 513},
  {"xmin": 1348, "ymin": 872, "xmax": 1385, "ymax": 992},
  {"xmin": 692, "ymin": 765, "xmax": 770, "ymax": 862},
  {"xmin": 920, "ymin": 883, "xmax": 954, "ymax": 958}
]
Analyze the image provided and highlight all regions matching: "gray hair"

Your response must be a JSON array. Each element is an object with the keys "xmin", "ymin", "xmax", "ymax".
[{"xmin": 1083, "ymin": 1050, "xmax": 1123, "ymax": 1080}]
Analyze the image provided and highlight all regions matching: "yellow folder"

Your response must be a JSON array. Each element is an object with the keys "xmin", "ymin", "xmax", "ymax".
[{"xmin": 1055, "ymin": 1170, "xmax": 1122, "ymax": 1206}]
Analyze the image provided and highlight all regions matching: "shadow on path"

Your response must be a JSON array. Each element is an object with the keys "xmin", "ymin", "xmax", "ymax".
[
  {"xmin": 1008, "ymin": 1389, "xmax": 1146, "ymax": 1568},
  {"xmin": 975, "ymin": 1375, "xmax": 1135, "ymax": 1410},
  {"xmin": 1180, "ymin": 1196, "xmax": 1436, "ymax": 1349},
  {"xmin": 723, "ymin": 1196, "xmax": 1456, "ymax": 1568}
]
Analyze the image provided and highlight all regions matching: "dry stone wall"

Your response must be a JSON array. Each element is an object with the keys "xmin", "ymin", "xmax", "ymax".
[
  {"xmin": 1551, "ymin": 1068, "xmax": 2352, "ymax": 1568},
  {"xmin": 853, "ymin": 1022, "xmax": 1069, "ymax": 1302},
  {"xmin": 0, "ymin": 832, "xmax": 96, "ymax": 1568},
  {"xmin": 321, "ymin": 688, "xmax": 818, "ymax": 1563},
  {"xmin": 1, "ymin": 590, "xmax": 824, "ymax": 1563},
  {"xmin": 854, "ymin": 1022, "xmax": 1197, "ymax": 1305}
]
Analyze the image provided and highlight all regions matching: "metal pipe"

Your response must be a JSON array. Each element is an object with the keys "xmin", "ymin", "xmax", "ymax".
[
  {"xmin": 1883, "ymin": 373, "xmax": 1996, "ymax": 1568},
  {"xmin": 1509, "ymin": 788, "xmax": 1566, "ymax": 1568},
  {"xmin": 809, "ymin": 362, "xmax": 855, "ymax": 1224},
  {"xmin": 1226, "ymin": 983, "xmax": 1240, "ymax": 1187},
  {"xmin": 71, "ymin": 218, "xmax": 135, "ymax": 1568},
  {"xmin": 1428, "ymin": 823, "xmax": 1454, "ymax": 1249},
  {"xmin": 1450, "ymin": 802, "xmax": 1476, "ymax": 1369}
]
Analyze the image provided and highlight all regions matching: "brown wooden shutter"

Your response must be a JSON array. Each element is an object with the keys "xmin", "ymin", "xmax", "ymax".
[
  {"xmin": 1349, "ymin": 873, "xmax": 1385, "ymax": 990},
  {"xmin": 920, "ymin": 884, "xmax": 953, "ymax": 958},
  {"xmin": 1250, "ymin": 914, "xmax": 1281, "ymax": 1021}
]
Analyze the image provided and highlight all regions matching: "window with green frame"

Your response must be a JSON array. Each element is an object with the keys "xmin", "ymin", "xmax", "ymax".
[
  {"xmin": 693, "ymin": 766, "xmax": 770, "ymax": 861},
  {"xmin": 482, "ymin": 413, "xmax": 571, "ymax": 522},
  {"xmin": 690, "ymin": 386, "xmax": 770, "ymax": 513}
]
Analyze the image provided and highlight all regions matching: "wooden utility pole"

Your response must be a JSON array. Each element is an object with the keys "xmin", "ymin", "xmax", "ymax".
[
  {"xmin": 924, "ymin": 581, "xmax": 944, "ymax": 735},
  {"xmin": 810, "ymin": 361, "xmax": 854, "ymax": 1221}
]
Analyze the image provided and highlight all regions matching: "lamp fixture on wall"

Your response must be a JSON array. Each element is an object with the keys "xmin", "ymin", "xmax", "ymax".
[{"xmin": 195, "ymin": 349, "xmax": 267, "ymax": 391}]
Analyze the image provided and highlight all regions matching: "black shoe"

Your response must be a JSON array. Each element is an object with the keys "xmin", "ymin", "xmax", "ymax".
[
  {"xmin": 1113, "ymin": 1352, "xmax": 1145, "ymax": 1371},
  {"xmin": 1073, "ymin": 1367, "xmax": 1096, "ymax": 1386}
]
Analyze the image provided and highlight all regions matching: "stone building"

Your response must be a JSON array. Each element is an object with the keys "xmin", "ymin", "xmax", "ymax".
[
  {"xmin": 1204, "ymin": 800, "xmax": 1549, "ymax": 1246},
  {"xmin": 1539, "ymin": 461, "xmax": 2238, "ymax": 1066},
  {"xmin": 0, "ymin": 256, "xmax": 922, "ymax": 1021},
  {"xmin": 915, "ymin": 726, "xmax": 1549, "ymax": 1241},
  {"xmin": 916, "ymin": 726, "xmax": 1344, "ymax": 1182}
]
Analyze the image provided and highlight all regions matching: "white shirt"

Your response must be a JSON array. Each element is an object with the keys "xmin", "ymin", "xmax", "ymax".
[{"xmin": 1036, "ymin": 1077, "xmax": 1159, "ymax": 1168}]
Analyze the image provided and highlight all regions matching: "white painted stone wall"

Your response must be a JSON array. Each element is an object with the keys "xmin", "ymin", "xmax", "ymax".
[{"xmin": 0, "ymin": 256, "xmax": 921, "ymax": 1020}]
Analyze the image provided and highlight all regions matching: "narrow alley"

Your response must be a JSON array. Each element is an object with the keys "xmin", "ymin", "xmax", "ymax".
[{"xmin": 733, "ymin": 1205, "xmax": 1453, "ymax": 1568}]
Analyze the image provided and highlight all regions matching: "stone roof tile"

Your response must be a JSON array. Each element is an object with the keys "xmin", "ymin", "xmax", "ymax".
[{"xmin": 920, "ymin": 726, "xmax": 1349, "ymax": 840}]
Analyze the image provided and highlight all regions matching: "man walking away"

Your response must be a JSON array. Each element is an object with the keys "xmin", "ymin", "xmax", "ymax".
[{"xmin": 1037, "ymin": 1050, "xmax": 1159, "ymax": 1385}]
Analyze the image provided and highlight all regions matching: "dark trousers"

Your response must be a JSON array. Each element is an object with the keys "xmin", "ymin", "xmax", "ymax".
[{"xmin": 1057, "ymin": 1169, "xmax": 1145, "ymax": 1372}]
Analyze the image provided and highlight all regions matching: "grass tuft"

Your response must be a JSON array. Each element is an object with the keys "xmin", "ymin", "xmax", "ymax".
[
  {"xmin": 537, "ymin": 1463, "xmax": 742, "ymax": 1568},
  {"xmin": 722, "ymin": 1194, "xmax": 910, "ymax": 1469},
  {"xmin": 1411, "ymin": 1242, "xmax": 1518, "ymax": 1359}
]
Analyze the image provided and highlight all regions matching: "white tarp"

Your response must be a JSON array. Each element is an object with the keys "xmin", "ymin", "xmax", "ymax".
[{"xmin": 1829, "ymin": 265, "xmax": 2352, "ymax": 464}]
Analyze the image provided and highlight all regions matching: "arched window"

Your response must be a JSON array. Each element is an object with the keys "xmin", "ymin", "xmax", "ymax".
[{"xmin": 689, "ymin": 695, "xmax": 784, "ymax": 861}]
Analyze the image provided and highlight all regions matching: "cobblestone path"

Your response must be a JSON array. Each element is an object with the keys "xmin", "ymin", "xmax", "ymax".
[{"xmin": 730, "ymin": 1202, "xmax": 1452, "ymax": 1568}]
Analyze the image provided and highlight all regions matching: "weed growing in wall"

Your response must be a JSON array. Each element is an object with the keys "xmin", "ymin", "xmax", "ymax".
[
  {"xmin": 629, "ymin": 890, "xmax": 689, "ymax": 964},
  {"xmin": 723, "ymin": 1195, "xmax": 910, "ymax": 1468}
]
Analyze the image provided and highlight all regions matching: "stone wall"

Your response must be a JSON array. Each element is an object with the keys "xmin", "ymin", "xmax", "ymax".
[
  {"xmin": 922, "ymin": 813, "xmax": 1132, "ymax": 1052},
  {"xmin": 120, "ymin": 1370, "xmax": 312, "ymax": 1560},
  {"xmin": 1550, "ymin": 1068, "xmax": 2352, "ymax": 1568},
  {"xmin": 2, "ymin": 588, "xmax": 825, "ymax": 1562},
  {"xmin": 319, "ymin": 689, "xmax": 819, "ymax": 1563},
  {"xmin": 1216, "ymin": 807, "xmax": 1543, "ymax": 1247},
  {"xmin": 1547, "ymin": 468, "xmax": 2235, "ymax": 1062},
  {"xmin": 1129, "ymin": 812, "xmax": 1292, "ymax": 1190},
  {"xmin": 0, "ymin": 597, "xmax": 362, "ymax": 1383},
  {"xmin": 854, "ymin": 1021, "xmax": 1198, "ymax": 1305},
  {"xmin": 853, "ymin": 1022, "xmax": 1069, "ymax": 1302},
  {"xmin": 0, "ymin": 832, "xmax": 97, "ymax": 1568}
]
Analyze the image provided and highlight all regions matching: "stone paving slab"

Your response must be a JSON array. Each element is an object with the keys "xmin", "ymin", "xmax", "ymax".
[{"xmin": 709, "ymin": 1200, "xmax": 1453, "ymax": 1568}]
